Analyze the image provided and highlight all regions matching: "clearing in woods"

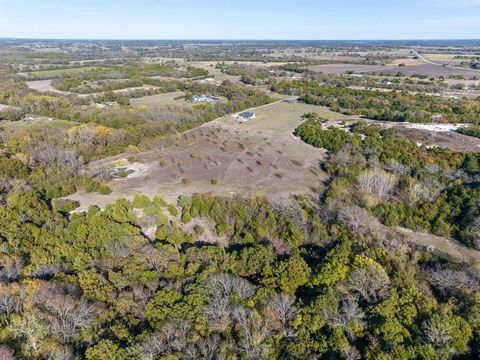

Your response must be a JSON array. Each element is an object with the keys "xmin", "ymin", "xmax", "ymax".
[
  {"xmin": 130, "ymin": 91, "xmax": 189, "ymax": 109},
  {"xmin": 67, "ymin": 100, "xmax": 355, "ymax": 210}
]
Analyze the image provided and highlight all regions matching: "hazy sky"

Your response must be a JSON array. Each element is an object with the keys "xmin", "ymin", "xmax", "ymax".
[{"xmin": 0, "ymin": 0, "xmax": 479, "ymax": 40}]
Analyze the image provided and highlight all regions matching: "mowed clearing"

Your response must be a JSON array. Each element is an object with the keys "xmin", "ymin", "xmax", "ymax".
[
  {"xmin": 130, "ymin": 91, "xmax": 188, "ymax": 109},
  {"xmin": 68, "ymin": 101, "xmax": 347, "ymax": 210}
]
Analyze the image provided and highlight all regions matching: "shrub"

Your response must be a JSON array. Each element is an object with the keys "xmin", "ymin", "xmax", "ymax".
[
  {"xmin": 168, "ymin": 204, "xmax": 178, "ymax": 216},
  {"xmin": 194, "ymin": 224, "xmax": 205, "ymax": 235},
  {"xmin": 181, "ymin": 212, "xmax": 192, "ymax": 224},
  {"xmin": 155, "ymin": 225, "xmax": 168, "ymax": 241},
  {"xmin": 117, "ymin": 169, "xmax": 128, "ymax": 178},
  {"xmin": 132, "ymin": 194, "xmax": 151, "ymax": 208},
  {"xmin": 178, "ymin": 195, "xmax": 193, "ymax": 209},
  {"xmin": 52, "ymin": 199, "xmax": 80, "ymax": 212},
  {"xmin": 83, "ymin": 178, "xmax": 100, "ymax": 193},
  {"xmin": 210, "ymin": 178, "xmax": 219, "ymax": 185},
  {"xmin": 99, "ymin": 184, "xmax": 112, "ymax": 195},
  {"xmin": 153, "ymin": 195, "xmax": 168, "ymax": 207},
  {"xmin": 143, "ymin": 206, "xmax": 158, "ymax": 216},
  {"xmin": 156, "ymin": 213, "xmax": 169, "ymax": 226}
]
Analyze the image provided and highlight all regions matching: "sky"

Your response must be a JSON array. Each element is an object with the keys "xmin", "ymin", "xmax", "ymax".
[{"xmin": 0, "ymin": 0, "xmax": 479, "ymax": 40}]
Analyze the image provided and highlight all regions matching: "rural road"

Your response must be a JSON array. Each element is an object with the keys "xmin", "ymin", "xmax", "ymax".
[{"xmin": 412, "ymin": 49, "xmax": 480, "ymax": 74}]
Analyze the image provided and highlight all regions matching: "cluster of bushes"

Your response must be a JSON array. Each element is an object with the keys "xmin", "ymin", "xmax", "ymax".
[{"xmin": 457, "ymin": 125, "xmax": 480, "ymax": 139}]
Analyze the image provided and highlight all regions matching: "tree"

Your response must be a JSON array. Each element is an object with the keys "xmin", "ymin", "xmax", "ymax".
[
  {"xmin": 85, "ymin": 340, "xmax": 121, "ymax": 360},
  {"xmin": 348, "ymin": 256, "xmax": 390, "ymax": 303},
  {"xmin": 275, "ymin": 255, "xmax": 311, "ymax": 295},
  {"xmin": 8, "ymin": 310, "xmax": 49, "ymax": 358}
]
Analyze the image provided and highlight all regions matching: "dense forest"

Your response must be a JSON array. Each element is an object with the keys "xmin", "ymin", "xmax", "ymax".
[
  {"xmin": 1, "ymin": 161, "xmax": 480, "ymax": 359},
  {"xmin": 294, "ymin": 119, "xmax": 480, "ymax": 248}
]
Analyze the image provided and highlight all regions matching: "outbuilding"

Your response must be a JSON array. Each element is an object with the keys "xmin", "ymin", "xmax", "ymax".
[{"xmin": 236, "ymin": 111, "xmax": 256, "ymax": 123}]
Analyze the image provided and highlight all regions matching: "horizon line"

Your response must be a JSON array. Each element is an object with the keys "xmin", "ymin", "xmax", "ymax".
[{"xmin": 1, "ymin": 37, "xmax": 480, "ymax": 42}]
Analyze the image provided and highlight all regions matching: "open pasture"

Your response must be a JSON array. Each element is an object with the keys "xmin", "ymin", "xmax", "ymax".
[{"xmin": 68, "ymin": 100, "xmax": 336, "ymax": 210}]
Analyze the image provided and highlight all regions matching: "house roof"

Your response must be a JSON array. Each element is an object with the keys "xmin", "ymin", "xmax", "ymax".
[{"xmin": 238, "ymin": 111, "xmax": 255, "ymax": 118}]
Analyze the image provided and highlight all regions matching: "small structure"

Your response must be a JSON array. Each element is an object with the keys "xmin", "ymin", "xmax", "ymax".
[
  {"xmin": 191, "ymin": 95, "xmax": 221, "ymax": 103},
  {"xmin": 431, "ymin": 113, "xmax": 443, "ymax": 122},
  {"xmin": 95, "ymin": 102, "xmax": 116, "ymax": 109},
  {"xmin": 196, "ymin": 78, "xmax": 219, "ymax": 85},
  {"xmin": 236, "ymin": 111, "xmax": 256, "ymax": 123}
]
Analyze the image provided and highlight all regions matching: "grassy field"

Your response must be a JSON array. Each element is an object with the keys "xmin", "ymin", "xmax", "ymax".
[
  {"xmin": 130, "ymin": 91, "xmax": 188, "ymax": 110},
  {"xmin": 19, "ymin": 66, "xmax": 104, "ymax": 78}
]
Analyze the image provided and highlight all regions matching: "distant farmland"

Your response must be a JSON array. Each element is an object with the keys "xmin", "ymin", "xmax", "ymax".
[{"xmin": 19, "ymin": 66, "xmax": 105, "ymax": 79}]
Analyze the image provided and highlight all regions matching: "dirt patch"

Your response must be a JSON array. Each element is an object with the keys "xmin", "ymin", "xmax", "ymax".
[{"xmin": 395, "ymin": 227, "xmax": 480, "ymax": 265}]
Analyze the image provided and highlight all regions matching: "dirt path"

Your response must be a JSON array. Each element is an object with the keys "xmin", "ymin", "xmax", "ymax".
[
  {"xmin": 394, "ymin": 227, "xmax": 480, "ymax": 265},
  {"xmin": 413, "ymin": 50, "xmax": 480, "ymax": 74}
]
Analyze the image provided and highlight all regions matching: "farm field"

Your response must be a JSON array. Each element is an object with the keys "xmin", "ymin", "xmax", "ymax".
[
  {"xmin": 305, "ymin": 63, "xmax": 407, "ymax": 74},
  {"xmin": 367, "ymin": 63, "xmax": 480, "ymax": 78}
]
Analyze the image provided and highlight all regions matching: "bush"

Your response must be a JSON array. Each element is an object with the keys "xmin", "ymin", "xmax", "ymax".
[
  {"xmin": 99, "ymin": 184, "xmax": 112, "ymax": 195},
  {"xmin": 82, "ymin": 178, "xmax": 100, "ymax": 193},
  {"xmin": 168, "ymin": 204, "xmax": 178, "ymax": 216},
  {"xmin": 132, "ymin": 194, "xmax": 151, "ymax": 208},
  {"xmin": 178, "ymin": 195, "xmax": 193, "ymax": 208},
  {"xmin": 153, "ymin": 195, "xmax": 168, "ymax": 207},
  {"xmin": 52, "ymin": 199, "xmax": 80, "ymax": 212},
  {"xmin": 143, "ymin": 206, "xmax": 158, "ymax": 216},
  {"xmin": 181, "ymin": 212, "xmax": 192, "ymax": 224},
  {"xmin": 156, "ymin": 213, "xmax": 169, "ymax": 225},
  {"xmin": 194, "ymin": 224, "xmax": 205, "ymax": 235},
  {"xmin": 210, "ymin": 178, "xmax": 219, "ymax": 185},
  {"xmin": 155, "ymin": 225, "xmax": 168, "ymax": 240}
]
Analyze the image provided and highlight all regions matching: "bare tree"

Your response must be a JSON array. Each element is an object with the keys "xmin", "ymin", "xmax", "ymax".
[
  {"xmin": 46, "ymin": 346, "xmax": 75, "ymax": 360},
  {"xmin": 337, "ymin": 205, "xmax": 375, "ymax": 234},
  {"xmin": 232, "ymin": 277, "xmax": 255, "ymax": 300},
  {"xmin": 33, "ymin": 286, "xmax": 96, "ymax": 344},
  {"xmin": 348, "ymin": 267, "xmax": 390, "ymax": 303},
  {"xmin": 341, "ymin": 345, "xmax": 361, "ymax": 360},
  {"xmin": 232, "ymin": 307, "xmax": 272, "ymax": 360},
  {"xmin": 0, "ymin": 257, "xmax": 24, "ymax": 282},
  {"xmin": 267, "ymin": 294, "xmax": 296, "ymax": 329},
  {"xmin": 357, "ymin": 168, "xmax": 397, "ymax": 201},
  {"xmin": 427, "ymin": 267, "xmax": 479, "ymax": 296},
  {"xmin": 323, "ymin": 297, "xmax": 365, "ymax": 340},
  {"xmin": 197, "ymin": 335, "xmax": 221, "ymax": 360},
  {"xmin": 182, "ymin": 343, "xmax": 199, "ymax": 360},
  {"xmin": 0, "ymin": 345, "xmax": 14, "ymax": 360},
  {"xmin": 0, "ymin": 293, "xmax": 15, "ymax": 321}
]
